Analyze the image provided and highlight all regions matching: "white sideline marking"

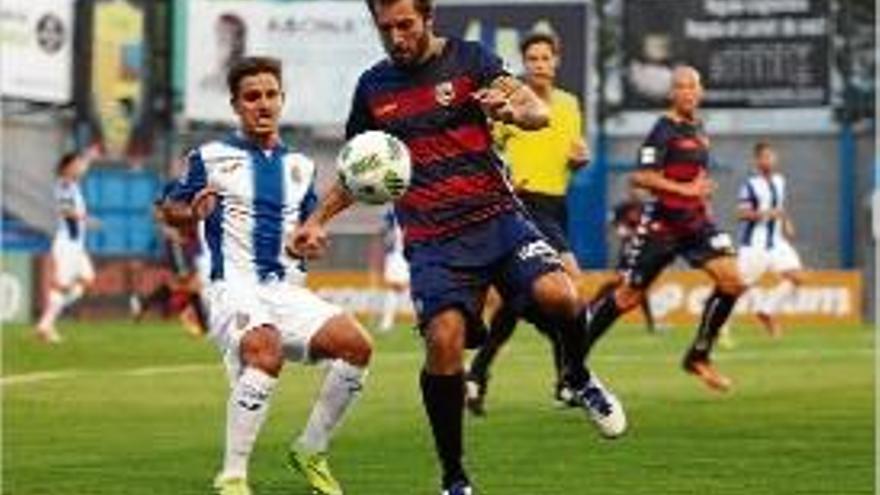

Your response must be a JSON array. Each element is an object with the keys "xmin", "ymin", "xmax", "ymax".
[
  {"xmin": 0, "ymin": 370, "xmax": 80, "ymax": 386},
  {"xmin": 1, "ymin": 364, "xmax": 218, "ymax": 387}
]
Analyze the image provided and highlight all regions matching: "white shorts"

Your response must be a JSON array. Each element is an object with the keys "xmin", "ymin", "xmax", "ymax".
[
  {"xmin": 737, "ymin": 241, "xmax": 803, "ymax": 285},
  {"xmin": 51, "ymin": 240, "xmax": 94, "ymax": 288},
  {"xmin": 384, "ymin": 250, "xmax": 410, "ymax": 286},
  {"xmin": 203, "ymin": 277, "xmax": 343, "ymax": 382}
]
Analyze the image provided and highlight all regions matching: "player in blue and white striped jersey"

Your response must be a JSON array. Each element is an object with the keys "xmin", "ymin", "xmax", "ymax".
[
  {"xmin": 736, "ymin": 141, "xmax": 804, "ymax": 337},
  {"xmin": 377, "ymin": 208, "xmax": 409, "ymax": 332},
  {"xmin": 35, "ymin": 146, "xmax": 100, "ymax": 343},
  {"xmin": 163, "ymin": 56, "xmax": 372, "ymax": 495}
]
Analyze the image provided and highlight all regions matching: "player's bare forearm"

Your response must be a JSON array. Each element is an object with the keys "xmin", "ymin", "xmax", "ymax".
[{"xmin": 307, "ymin": 182, "xmax": 355, "ymax": 226}]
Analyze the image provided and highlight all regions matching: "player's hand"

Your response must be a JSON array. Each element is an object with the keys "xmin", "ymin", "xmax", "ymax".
[
  {"xmin": 287, "ymin": 221, "xmax": 328, "ymax": 260},
  {"xmin": 474, "ymin": 88, "xmax": 514, "ymax": 123},
  {"xmin": 765, "ymin": 208, "xmax": 785, "ymax": 220},
  {"xmin": 568, "ymin": 138, "xmax": 590, "ymax": 169},
  {"xmin": 191, "ymin": 187, "xmax": 218, "ymax": 219}
]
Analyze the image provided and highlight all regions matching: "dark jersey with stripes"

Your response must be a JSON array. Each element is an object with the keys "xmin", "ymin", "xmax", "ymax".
[
  {"xmin": 636, "ymin": 115, "xmax": 711, "ymax": 232},
  {"xmin": 346, "ymin": 37, "xmax": 518, "ymax": 245}
]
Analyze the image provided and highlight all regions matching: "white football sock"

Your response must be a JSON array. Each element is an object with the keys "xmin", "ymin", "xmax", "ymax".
[
  {"xmin": 222, "ymin": 367, "xmax": 277, "ymax": 479},
  {"xmin": 297, "ymin": 359, "xmax": 367, "ymax": 453},
  {"xmin": 379, "ymin": 290, "xmax": 398, "ymax": 332},
  {"xmin": 37, "ymin": 289, "xmax": 65, "ymax": 329}
]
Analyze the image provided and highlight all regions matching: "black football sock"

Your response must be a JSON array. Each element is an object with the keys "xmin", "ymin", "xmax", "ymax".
[
  {"xmin": 420, "ymin": 370, "xmax": 467, "ymax": 487},
  {"xmin": 468, "ymin": 304, "xmax": 518, "ymax": 382},
  {"xmin": 522, "ymin": 307, "xmax": 566, "ymax": 384},
  {"xmin": 584, "ymin": 290, "xmax": 622, "ymax": 357},
  {"xmin": 189, "ymin": 294, "xmax": 208, "ymax": 332},
  {"xmin": 641, "ymin": 297, "xmax": 656, "ymax": 333},
  {"xmin": 687, "ymin": 290, "xmax": 738, "ymax": 362}
]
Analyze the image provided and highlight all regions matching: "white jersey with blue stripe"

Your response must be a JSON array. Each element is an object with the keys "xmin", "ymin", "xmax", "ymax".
[
  {"xmin": 170, "ymin": 134, "xmax": 317, "ymax": 284},
  {"xmin": 53, "ymin": 179, "xmax": 87, "ymax": 246},
  {"xmin": 382, "ymin": 209, "xmax": 404, "ymax": 256},
  {"xmin": 737, "ymin": 172, "xmax": 787, "ymax": 250}
]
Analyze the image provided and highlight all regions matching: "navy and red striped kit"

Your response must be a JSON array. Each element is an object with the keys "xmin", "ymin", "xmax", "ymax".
[
  {"xmin": 346, "ymin": 37, "xmax": 562, "ymax": 329},
  {"xmin": 636, "ymin": 115, "xmax": 712, "ymax": 233},
  {"xmin": 346, "ymin": 37, "xmax": 519, "ymax": 245}
]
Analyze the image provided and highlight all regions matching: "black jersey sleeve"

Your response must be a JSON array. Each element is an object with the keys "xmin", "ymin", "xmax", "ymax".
[
  {"xmin": 637, "ymin": 118, "xmax": 670, "ymax": 170},
  {"xmin": 345, "ymin": 76, "xmax": 377, "ymax": 139}
]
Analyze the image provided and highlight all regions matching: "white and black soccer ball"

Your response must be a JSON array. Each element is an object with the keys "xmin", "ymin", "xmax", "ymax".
[{"xmin": 337, "ymin": 130, "xmax": 411, "ymax": 205}]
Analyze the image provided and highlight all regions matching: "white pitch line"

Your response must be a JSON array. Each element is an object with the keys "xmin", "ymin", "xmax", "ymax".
[
  {"xmin": 0, "ymin": 370, "xmax": 80, "ymax": 386},
  {"xmin": 1, "ymin": 363, "xmax": 218, "ymax": 387}
]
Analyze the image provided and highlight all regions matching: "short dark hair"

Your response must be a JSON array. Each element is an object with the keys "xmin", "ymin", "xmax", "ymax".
[
  {"xmin": 520, "ymin": 32, "xmax": 561, "ymax": 56},
  {"xmin": 365, "ymin": 0, "xmax": 433, "ymax": 19},
  {"xmin": 56, "ymin": 152, "xmax": 79, "ymax": 175},
  {"xmin": 227, "ymin": 56, "xmax": 282, "ymax": 97},
  {"xmin": 753, "ymin": 140, "xmax": 773, "ymax": 156}
]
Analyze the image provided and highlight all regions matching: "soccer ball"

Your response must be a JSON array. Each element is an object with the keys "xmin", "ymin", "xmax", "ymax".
[{"xmin": 337, "ymin": 130, "xmax": 411, "ymax": 205}]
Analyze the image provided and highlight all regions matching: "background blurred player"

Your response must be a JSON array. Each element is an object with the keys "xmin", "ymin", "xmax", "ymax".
[
  {"xmin": 466, "ymin": 31, "xmax": 589, "ymax": 414},
  {"xmin": 292, "ymin": 2, "xmax": 625, "ymax": 493},
  {"xmin": 736, "ymin": 141, "xmax": 805, "ymax": 337},
  {"xmin": 163, "ymin": 56, "xmax": 373, "ymax": 495},
  {"xmin": 35, "ymin": 145, "xmax": 101, "ymax": 344},
  {"xmin": 130, "ymin": 192, "xmax": 207, "ymax": 336},
  {"xmin": 581, "ymin": 66, "xmax": 747, "ymax": 392},
  {"xmin": 593, "ymin": 190, "xmax": 659, "ymax": 334},
  {"xmin": 377, "ymin": 208, "xmax": 409, "ymax": 332}
]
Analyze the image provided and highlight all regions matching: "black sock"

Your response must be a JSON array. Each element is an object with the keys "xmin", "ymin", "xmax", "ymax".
[
  {"xmin": 523, "ymin": 307, "xmax": 566, "ymax": 385},
  {"xmin": 530, "ymin": 307, "xmax": 591, "ymax": 390},
  {"xmin": 687, "ymin": 290, "xmax": 738, "ymax": 362},
  {"xmin": 189, "ymin": 294, "xmax": 208, "ymax": 332},
  {"xmin": 584, "ymin": 290, "xmax": 622, "ymax": 356},
  {"xmin": 468, "ymin": 304, "xmax": 518, "ymax": 382},
  {"xmin": 420, "ymin": 371, "xmax": 467, "ymax": 487},
  {"xmin": 143, "ymin": 284, "xmax": 172, "ymax": 313},
  {"xmin": 641, "ymin": 298, "xmax": 656, "ymax": 332}
]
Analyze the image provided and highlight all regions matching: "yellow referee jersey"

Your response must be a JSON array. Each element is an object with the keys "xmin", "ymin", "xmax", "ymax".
[{"xmin": 494, "ymin": 88, "xmax": 585, "ymax": 197}]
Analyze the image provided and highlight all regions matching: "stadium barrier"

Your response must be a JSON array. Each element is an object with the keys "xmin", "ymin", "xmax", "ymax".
[
  {"xmin": 306, "ymin": 270, "xmax": 864, "ymax": 327},
  {"xmin": 0, "ymin": 253, "xmax": 34, "ymax": 325},
  {"xmin": 24, "ymin": 260, "xmax": 863, "ymax": 327}
]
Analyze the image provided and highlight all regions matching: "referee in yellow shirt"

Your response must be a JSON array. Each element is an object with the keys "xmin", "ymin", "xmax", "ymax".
[{"xmin": 466, "ymin": 32, "xmax": 589, "ymax": 415}]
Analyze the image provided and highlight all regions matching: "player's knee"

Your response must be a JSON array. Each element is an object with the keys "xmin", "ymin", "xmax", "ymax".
[
  {"xmin": 240, "ymin": 325, "xmax": 284, "ymax": 376},
  {"xmin": 718, "ymin": 275, "xmax": 747, "ymax": 296},
  {"xmin": 424, "ymin": 311, "xmax": 466, "ymax": 372},
  {"xmin": 342, "ymin": 324, "xmax": 373, "ymax": 367},
  {"xmin": 533, "ymin": 272, "xmax": 580, "ymax": 319},
  {"xmin": 614, "ymin": 285, "xmax": 644, "ymax": 312}
]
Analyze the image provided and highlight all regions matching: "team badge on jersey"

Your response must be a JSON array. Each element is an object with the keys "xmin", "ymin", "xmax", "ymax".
[{"xmin": 435, "ymin": 81, "xmax": 455, "ymax": 106}]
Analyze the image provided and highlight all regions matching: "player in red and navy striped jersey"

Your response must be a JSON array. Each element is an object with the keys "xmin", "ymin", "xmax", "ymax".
[
  {"xmin": 291, "ymin": 1, "xmax": 626, "ymax": 493},
  {"xmin": 582, "ymin": 66, "xmax": 747, "ymax": 392}
]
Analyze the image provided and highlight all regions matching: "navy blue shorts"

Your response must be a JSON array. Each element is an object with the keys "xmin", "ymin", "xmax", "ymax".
[{"xmin": 407, "ymin": 211, "xmax": 564, "ymax": 340}]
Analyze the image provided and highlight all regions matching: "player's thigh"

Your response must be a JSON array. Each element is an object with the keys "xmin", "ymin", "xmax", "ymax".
[
  {"xmin": 423, "ymin": 307, "xmax": 468, "ymax": 373},
  {"xmin": 262, "ymin": 283, "xmax": 346, "ymax": 364},
  {"xmin": 701, "ymin": 256, "xmax": 746, "ymax": 294},
  {"xmin": 77, "ymin": 250, "xmax": 95, "ymax": 285},
  {"xmin": 308, "ymin": 313, "xmax": 373, "ymax": 366},
  {"xmin": 203, "ymin": 281, "xmax": 274, "ymax": 383},
  {"xmin": 737, "ymin": 245, "xmax": 770, "ymax": 286}
]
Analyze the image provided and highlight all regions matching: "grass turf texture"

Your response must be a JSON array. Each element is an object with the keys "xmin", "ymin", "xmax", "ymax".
[{"xmin": 3, "ymin": 319, "xmax": 874, "ymax": 494}]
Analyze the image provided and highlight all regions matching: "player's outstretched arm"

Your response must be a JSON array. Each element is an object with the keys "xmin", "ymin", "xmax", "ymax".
[{"xmin": 287, "ymin": 182, "xmax": 355, "ymax": 259}]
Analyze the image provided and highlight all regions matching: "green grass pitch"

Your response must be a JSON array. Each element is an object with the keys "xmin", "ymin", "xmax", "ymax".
[{"xmin": 3, "ymin": 318, "xmax": 875, "ymax": 494}]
